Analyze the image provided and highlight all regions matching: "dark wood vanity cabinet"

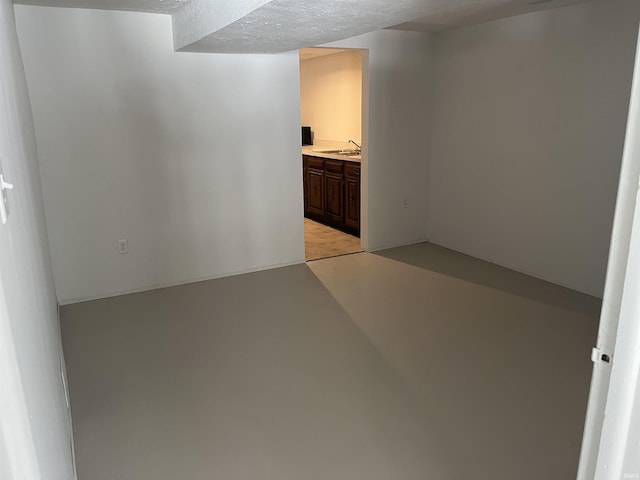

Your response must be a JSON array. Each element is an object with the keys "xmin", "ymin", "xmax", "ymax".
[
  {"xmin": 304, "ymin": 156, "xmax": 325, "ymax": 216},
  {"xmin": 344, "ymin": 162, "xmax": 361, "ymax": 231},
  {"xmin": 324, "ymin": 160, "xmax": 344, "ymax": 223},
  {"xmin": 303, "ymin": 155, "xmax": 360, "ymax": 237}
]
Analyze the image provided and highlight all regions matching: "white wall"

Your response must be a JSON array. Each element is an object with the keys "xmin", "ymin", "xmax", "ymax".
[
  {"xmin": 15, "ymin": 7, "xmax": 305, "ymax": 303},
  {"xmin": 0, "ymin": 0, "xmax": 74, "ymax": 477},
  {"xmin": 428, "ymin": 0, "xmax": 640, "ymax": 297},
  {"xmin": 325, "ymin": 30, "xmax": 434, "ymax": 251},
  {"xmin": 300, "ymin": 50, "xmax": 362, "ymax": 143},
  {"xmin": 15, "ymin": 9, "xmax": 435, "ymax": 302},
  {"xmin": 17, "ymin": 1, "xmax": 629, "ymax": 300}
]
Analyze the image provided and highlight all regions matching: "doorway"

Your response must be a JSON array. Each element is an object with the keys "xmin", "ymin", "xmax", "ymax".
[{"xmin": 299, "ymin": 47, "xmax": 366, "ymax": 261}]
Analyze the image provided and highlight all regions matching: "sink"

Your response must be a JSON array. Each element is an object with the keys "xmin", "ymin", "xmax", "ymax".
[{"xmin": 314, "ymin": 149, "xmax": 361, "ymax": 156}]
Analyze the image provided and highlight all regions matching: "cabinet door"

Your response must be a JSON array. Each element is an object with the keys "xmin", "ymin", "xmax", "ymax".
[
  {"xmin": 345, "ymin": 176, "xmax": 360, "ymax": 230},
  {"xmin": 306, "ymin": 169, "xmax": 324, "ymax": 216},
  {"xmin": 302, "ymin": 157, "xmax": 307, "ymax": 215},
  {"xmin": 325, "ymin": 173, "xmax": 344, "ymax": 223}
]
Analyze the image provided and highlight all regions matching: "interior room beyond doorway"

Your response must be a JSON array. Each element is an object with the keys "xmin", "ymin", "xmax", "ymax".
[{"xmin": 299, "ymin": 47, "xmax": 364, "ymax": 261}]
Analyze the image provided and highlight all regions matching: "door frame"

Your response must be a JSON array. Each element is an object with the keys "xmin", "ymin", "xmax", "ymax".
[{"xmin": 577, "ymin": 22, "xmax": 640, "ymax": 480}]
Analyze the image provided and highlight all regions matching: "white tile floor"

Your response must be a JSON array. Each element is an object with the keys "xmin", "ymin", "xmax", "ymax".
[{"xmin": 61, "ymin": 242, "xmax": 600, "ymax": 480}]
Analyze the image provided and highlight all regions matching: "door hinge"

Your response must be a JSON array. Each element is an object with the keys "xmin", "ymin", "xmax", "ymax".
[
  {"xmin": 591, "ymin": 347, "xmax": 611, "ymax": 364},
  {"xmin": 0, "ymin": 172, "xmax": 15, "ymax": 225}
]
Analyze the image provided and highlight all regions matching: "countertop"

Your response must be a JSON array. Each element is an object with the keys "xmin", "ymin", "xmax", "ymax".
[{"xmin": 302, "ymin": 139, "xmax": 361, "ymax": 163}]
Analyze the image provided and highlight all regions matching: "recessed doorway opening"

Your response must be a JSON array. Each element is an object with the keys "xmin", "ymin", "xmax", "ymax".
[{"xmin": 299, "ymin": 47, "xmax": 367, "ymax": 261}]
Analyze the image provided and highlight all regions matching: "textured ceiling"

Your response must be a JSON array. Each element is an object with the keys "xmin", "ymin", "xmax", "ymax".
[
  {"xmin": 173, "ymin": 0, "xmax": 443, "ymax": 53},
  {"xmin": 13, "ymin": 0, "xmax": 596, "ymax": 52},
  {"xmin": 387, "ymin": 0, "xmax": 594, "ymax": 32},
  {"xmin": 14, "ymin": 0, "xmax": 190, "ymax": 13}
]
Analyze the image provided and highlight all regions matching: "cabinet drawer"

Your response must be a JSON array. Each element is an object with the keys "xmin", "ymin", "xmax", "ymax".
[
  {"xmin": 305, "ymin": 156, "xmax": 324, "ymax": 170},
  {"xmin": 345, "ymin": 163, "xmax": 361, "ymax": 177},
  {"xmin": 325, "ymin": 160, "xmax": 344, "ymax": 175}
]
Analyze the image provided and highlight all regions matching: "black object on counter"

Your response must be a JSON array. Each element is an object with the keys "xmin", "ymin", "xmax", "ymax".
[{"xmin": 302, "ymin": 126, "xmax": 312, "ymax": 146}]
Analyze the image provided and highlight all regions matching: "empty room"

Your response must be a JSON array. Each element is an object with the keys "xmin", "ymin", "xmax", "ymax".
[{"xmin": 3, "ymin": 0, "xmax": 640, "ymax": 479}]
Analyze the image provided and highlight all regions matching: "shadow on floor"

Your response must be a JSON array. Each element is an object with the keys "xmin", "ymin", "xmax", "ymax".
[
  {"xmin": 61, "ymin": 251, "xmax": 599, "ymax": 480},
  {"xmin": 61, "ymin": 263, "xmax": 464, "ymax": 480},
  {"xmin": 373, "ymin": 242, "xmax": 602, "ymax": 318}
]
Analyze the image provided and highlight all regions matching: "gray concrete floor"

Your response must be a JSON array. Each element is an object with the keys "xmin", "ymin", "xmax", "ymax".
[{"xmin": 61, "ymin": 242, "xmax": 601, "ymax": 480}]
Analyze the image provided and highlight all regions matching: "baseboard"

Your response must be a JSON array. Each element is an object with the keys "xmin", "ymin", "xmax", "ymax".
[
  {"xmin": 366, "ymin": 237, "xmax": 429, "ymax": 254},
  {"xmin": 58, "ymin": 259, "xmax": 306, "ymax": 305}
]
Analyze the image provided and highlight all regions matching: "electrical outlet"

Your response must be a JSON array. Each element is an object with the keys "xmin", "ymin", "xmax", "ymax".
[{"xmin": 117, "ymin": 239, "xmax": 129, "ymax": 254}]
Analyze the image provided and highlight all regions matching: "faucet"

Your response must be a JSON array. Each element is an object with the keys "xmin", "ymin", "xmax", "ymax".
[{"xmin": 348, "ymin": 140, "xmax": 361, "ymax": 153}]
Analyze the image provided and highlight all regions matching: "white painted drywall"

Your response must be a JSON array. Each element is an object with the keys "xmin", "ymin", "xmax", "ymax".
[
  {"xmin": 0, "ymin": 0, "xmax": 75, "ymax": 477},
  {"xmin": 580, "ymin": 19, "xmax": 640, "ymax": 480},
  {"xmin": 15, "ymin": 8, "xmax": 434, "ymax": 302},
  {"xmin": 300, "ymin": 50, "xmax": 362, "ymax": 144},
  {"xmin": 428, "ymin": 0, "xmax": 640, "ymax": 297},
  {"xmin": 324, "ymin": 30, "xmax": 434, "ymax": 251},
  {"xmin": 15, "ymin": 7, "xmax": 305, "ymax": 304}
]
